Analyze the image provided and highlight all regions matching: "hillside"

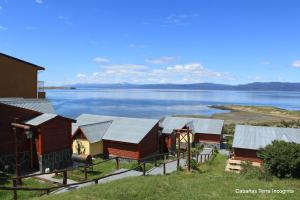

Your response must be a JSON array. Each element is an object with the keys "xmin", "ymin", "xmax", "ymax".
[
  {"xmin": 68, "ymin": 82, "xmax": 300, "ymax": 91},
  {"xmin": 38, "ymin": 155, "xmax": 300, "ymax": 200}
]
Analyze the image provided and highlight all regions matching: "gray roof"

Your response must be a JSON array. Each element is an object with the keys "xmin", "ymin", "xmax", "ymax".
[
  {"xmin": 0, "ymin": 98, "xmax": 55, "ymax": 114},
  {"xmin": 74, "ymin": 114, "xmax": 159, "ymax": 144},
  {"xmin": 24, "ymin": 113, "xmax": 58, "ymax": 126},
  {"xmin": 233, "ymin": 125, "xmax": 300, "ymax": 150},
  {"xmin": 160, "ymin": 116, "xmax": 224, "ymax": 135},
  {"xmin": 78, "ymin": 121, "xmax": 112, "ymax": 143}
]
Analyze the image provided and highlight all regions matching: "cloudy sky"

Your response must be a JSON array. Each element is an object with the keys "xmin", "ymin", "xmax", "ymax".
[{"xmin": 0, "ymin": 0, "xmax": 299, "ymax": 85}]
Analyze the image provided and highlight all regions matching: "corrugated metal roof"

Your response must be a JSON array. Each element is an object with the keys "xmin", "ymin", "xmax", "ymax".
[
  {"xmin": 233, "ymin": 125, "xmax": 300, "ymax": 150},
  {"xmin": 79, "ymin": 121, "xmax": 112, "ymax": 143},
  {"xmin": 74, "ymin": 114, "xmax": 159, "ymax": 144},
  {"xmin": 160, "ymin": 116, "xmax": 224, "ymax": 135},
  {"xmin": 0, "ymin": 98, "xmax": 55, "ymax": 114},
  {"xmin": 24, "ymin": 113, "xmax": 57, "ymax": 126},
  {"xmin": 102, "ymin": 117, "xmax": 159, "ymax": 144}
]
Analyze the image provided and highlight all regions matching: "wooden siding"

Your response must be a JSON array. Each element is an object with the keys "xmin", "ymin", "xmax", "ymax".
[
  {"xmin": 103, "ymin": 123, "xmax": 160, "ymax": 160},
  {"xmin": 194, "ymin": 133, "xmax": 221, "ymax": 143},
  {"xmin": 0, "ymin": 103, "xmax": 40, "ymax": 154},
  {"xmin": 139, "ymin": 123, "xmax": 159, "ymax": 158},
  {"xmin": 40, "ymin": 116, "xmax": 72, "ymax": 154},
  {"xmin": 103, "ymin": 140, "xmax": 139, "ymax": 159},
  {"xmin": 234, "ymin": 148, "xmax": 263, "ymax": 163},
  {"xmin": 0, "ymin": 54, "xmax": 40, "ymax": 98}
]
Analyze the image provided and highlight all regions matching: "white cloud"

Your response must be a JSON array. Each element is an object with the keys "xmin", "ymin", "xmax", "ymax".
[
  {"xmin": 93, "ymin": 57, "xmax": 110, "ymax": 64},
  {"xmin": 165, "ymin": 13, "xmax": 198, "ymax": 25},
  {"xmin": 260, "ymin": 61, "xmax": 271, "ymax": 65},
  {"xmin": 58, "ymin": 16, "xmax": 72, "ymax": 25},
  {"xmin": 129, "ymin": 44, "xmax": 147, "ymax": 49},
  {"xmin": 25, "ymin": 26, "xmax": 38, "ymax": 30},
  {"xmin": 146, "ymin": 56, "xmax": 177, "ymax": 64},
  {"xmin": 35, "ymin": 0, "xmax": 43, "ymax": 4},
  {"xmin": 291, "ymin": 60, "xmax": 300, "ymax": 68},
  {"xmin": 76, "ymin": 73, "xmax": 87, "ymax": 78},
  {"xmin": 0, "ymin": 25, "xmax": 8, "ymax": 31},
  {"xmin": 75, "ymin": 62, "xmax": 234, "ymax": 84}
]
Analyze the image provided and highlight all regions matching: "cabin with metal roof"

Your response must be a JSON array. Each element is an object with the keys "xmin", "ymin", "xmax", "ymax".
[
  {"xmin": 160, "ymin": 116, "xmax": 224, "ymax": 152},
  {"xmin": 72, "ymin": 121, "xmax": 112, "ymax": 156},
  {"xmin": 232, "ymin": 125, "xmax": 300, "ymax": 162},
  {"xmin": 0, "ymin": 53, "xmax": 46, "ymax": 99},
  {"xmin": 72, "ymin": 114, "xmax": 160, "ymax": 160},
  {"xmin": 0, "ymin": 98, "xmax": 75, "ymax": 174}
]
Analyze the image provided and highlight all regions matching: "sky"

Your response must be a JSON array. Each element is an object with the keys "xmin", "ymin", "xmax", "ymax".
[{"xmin": 0, "ymin": 0, "xmax": 300, "ymax": 86}]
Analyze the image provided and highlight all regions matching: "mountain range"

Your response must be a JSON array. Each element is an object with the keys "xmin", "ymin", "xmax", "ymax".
[{"xmin": 67, "ymin": 82, "xmax": 300, "ymax": 91}]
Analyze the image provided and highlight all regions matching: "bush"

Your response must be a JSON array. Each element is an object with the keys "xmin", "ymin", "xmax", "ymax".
[
  {"xmin": 258, "ymin": 140, "xmax": 300, "ymax": 178},
  {"xmin": 240, "ymin": 162, "xmax": 273, "ymax": 181},
  {"xmin": 189, "ymin": 159, "xmax": 198, "ymax": 171}
]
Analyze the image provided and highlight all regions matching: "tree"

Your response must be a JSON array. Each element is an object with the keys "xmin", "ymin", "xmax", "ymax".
[{"xmin": 258, "ymin": 140, "xmax": 300, "ymax": 178}]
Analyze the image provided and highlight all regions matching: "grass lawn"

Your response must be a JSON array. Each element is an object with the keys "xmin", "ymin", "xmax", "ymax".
[
  {"xmin": 0, "ymin": 174, "xmax": 53, "ymax": 200},
  {"xmin": 37, "ymin": 154, "xmax": 300, "ymax": 200},
  {"xmin": 54, "ymin": 158, "xmax": 158, "ymax": 182}
]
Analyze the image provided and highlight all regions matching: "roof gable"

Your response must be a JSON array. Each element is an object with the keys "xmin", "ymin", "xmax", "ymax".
[
  {"xmin": 74, "ymin": 114, "xmax": 159, "ymax": 144},
  {"xmin": 0, "ymin": 53, "xmax": 45, "ymax": 70},
  {"xmin": 233, "ymin": 125, "xmax": 300, "ymax": 150},
  {"xmin": 0, "ymin": 98, "xmax": 56, "ymax": 114},
  {"xmin": 160, "ymin": 116, "xmax": 224, "ymax": 135}
]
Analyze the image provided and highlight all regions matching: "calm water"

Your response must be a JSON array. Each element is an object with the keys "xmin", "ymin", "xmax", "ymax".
[{"xmin": 46, "ymin": 89, "xmax": 300, "ymax": 119}]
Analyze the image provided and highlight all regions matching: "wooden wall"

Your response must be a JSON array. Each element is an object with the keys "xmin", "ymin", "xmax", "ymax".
[
  {"xmin": 0, "ymin": 55, "xmax": 40, "ymax": 98},
  {"xmin": 0, "ymin": 103, "xmax": 40, "ymax": 154},
  {"xmin": 103, "ymin": 123, "xmax": 160, "ymax": 160},
  {"xmin": 103, "ymin": 140, "xmax": 139, "ymax": 159},
  {"xmin": 139, "ymin": 123, "xmax": 159, "ymax": 158},
  {"xmin": 194, "ymin": 133, "xmax": 221, "ymax": 143},
  {"xmin": 234, "ymin": 148, "xmax": 262, "ymax": 163},
  {"xmin": 40, "ymin": 116, "xmax": 72, "ymax": 154}
]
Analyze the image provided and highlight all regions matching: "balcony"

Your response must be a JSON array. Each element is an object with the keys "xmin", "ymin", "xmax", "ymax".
[{"xmin": 37, "ymin": 81, "xmax": 46, "ymax": 99}]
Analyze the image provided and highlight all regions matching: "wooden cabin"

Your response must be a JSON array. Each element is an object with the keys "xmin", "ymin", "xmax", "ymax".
[
  {"xmin": 73, "ymin": 114, "xmax": 160, "ymax": 160},
  {"xmin": 0, "ymin": 98, "xmax": 75, "ymax": 173},
  {"xmin": 0, "ymin": 53, "xmax": 46, "ymax": 99},
  {"xmin": 72, "ymin": 121, "xmax": 112, "ymax": 156},
  {"xmin": 232, "ymin": 125, "xmax": 300, "ymax": 163},
  {"xmin": 159, "ymin": 117, "xmax": 224, "ymax": 152}
]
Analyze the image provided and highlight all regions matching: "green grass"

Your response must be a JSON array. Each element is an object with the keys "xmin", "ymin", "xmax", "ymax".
[
  {"xmin": 37, "ymin": 154, "xmax": 300, "ymax": 200},
  {"xmin": 0, "ymin": 175, "xmax": 53, "ymax": 200},
  {"xmin": 53, "ymin": 158, "xmax": 157, "ymax": 182}
]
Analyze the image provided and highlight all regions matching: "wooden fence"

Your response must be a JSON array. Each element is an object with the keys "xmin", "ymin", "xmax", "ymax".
[{"xmin": 0, "ymin": 149, "xmax": 214, "ymax": 200}]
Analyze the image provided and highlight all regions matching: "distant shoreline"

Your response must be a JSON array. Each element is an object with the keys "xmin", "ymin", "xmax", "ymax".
[
  {"xmin": 44, "ymin": 86, "xmax": 76, "ymax": 90},
  {"xmin": 176, "ymin": 104, "xmax": 300, "ymax": 124}
]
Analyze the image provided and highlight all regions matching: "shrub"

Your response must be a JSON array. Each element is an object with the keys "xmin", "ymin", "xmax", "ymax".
[
  {"xmin": 240, "ymin": 161, "xmax": 273, "ymax": 181},
  {"xmin": 258, "ymin": 140, "xmax": 300, "ymax": 178}
]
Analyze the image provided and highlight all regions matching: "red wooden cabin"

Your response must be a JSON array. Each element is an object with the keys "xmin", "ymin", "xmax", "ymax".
[{"xmin": 0, "ymin": 99, "xmax": 75, "ymax": 173}]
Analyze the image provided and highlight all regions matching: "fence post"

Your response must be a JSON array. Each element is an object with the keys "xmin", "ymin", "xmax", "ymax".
[
  {"xmin": 177, "ymin": 158, "xmax": 180, "ymax": 171},
  {"xmin": 163, "ymin": 162, "xmax": 166, "ymax": 175},
  {"xmin": 116, "ymin": 157, "xmax": 119, "ymax": 170},
  {"xmin": 143, "ymin": 162, "xmax": 146, "ymax": 176},
  {"xmin": 200, "ymin": 154, "xmax": 202, "ymax": 163},
  {"xmin": 154, "ymin": 157, "xmax": 157, "ymax": 167},
  {"xmin": 84, "ymin": 166, "xmax": 87, "ymax": 180},
  {"xmin": 46, "ymin": 189, "xmax": 50, "ymax": 195},
  {"xmin": 95, "ymin": 179, "xmax": 98, "ymax": 184},
  {"xmin": 63, "ymin": 170, "xmax": 67, "ymax": 185},
  {"xmin": 12, "ymin": 179, "xmax": 17, "ymax": 200}
]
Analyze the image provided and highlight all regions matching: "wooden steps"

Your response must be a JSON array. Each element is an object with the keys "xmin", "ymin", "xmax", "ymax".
[{"xmin": 225, "ymin": 159, "xmax": 261, "ymax": 173}]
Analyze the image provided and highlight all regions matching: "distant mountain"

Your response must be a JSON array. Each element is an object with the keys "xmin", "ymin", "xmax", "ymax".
[{"xmin": 68, "ymin": 82, "xmax": 300, "ymax": 91}]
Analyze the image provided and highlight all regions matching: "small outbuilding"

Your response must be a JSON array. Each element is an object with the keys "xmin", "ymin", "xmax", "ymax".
[
  {"xmin": 160, "ymin": 117, "xmax": 224, "ymax": 152},
  {"xmin": 0, "ymin": 98, "xmax": 75, "ymax": 173},
  {"xmin": 232, "ymin": 125, "xmax": 300, "ymax": 163},
  {"xmin": 72, "ymin": 114, "xmax": 160, "ymax": 160},
  {"xmin": 72, "ymin": 121, "xmax": 112, "ymax": 156}
]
